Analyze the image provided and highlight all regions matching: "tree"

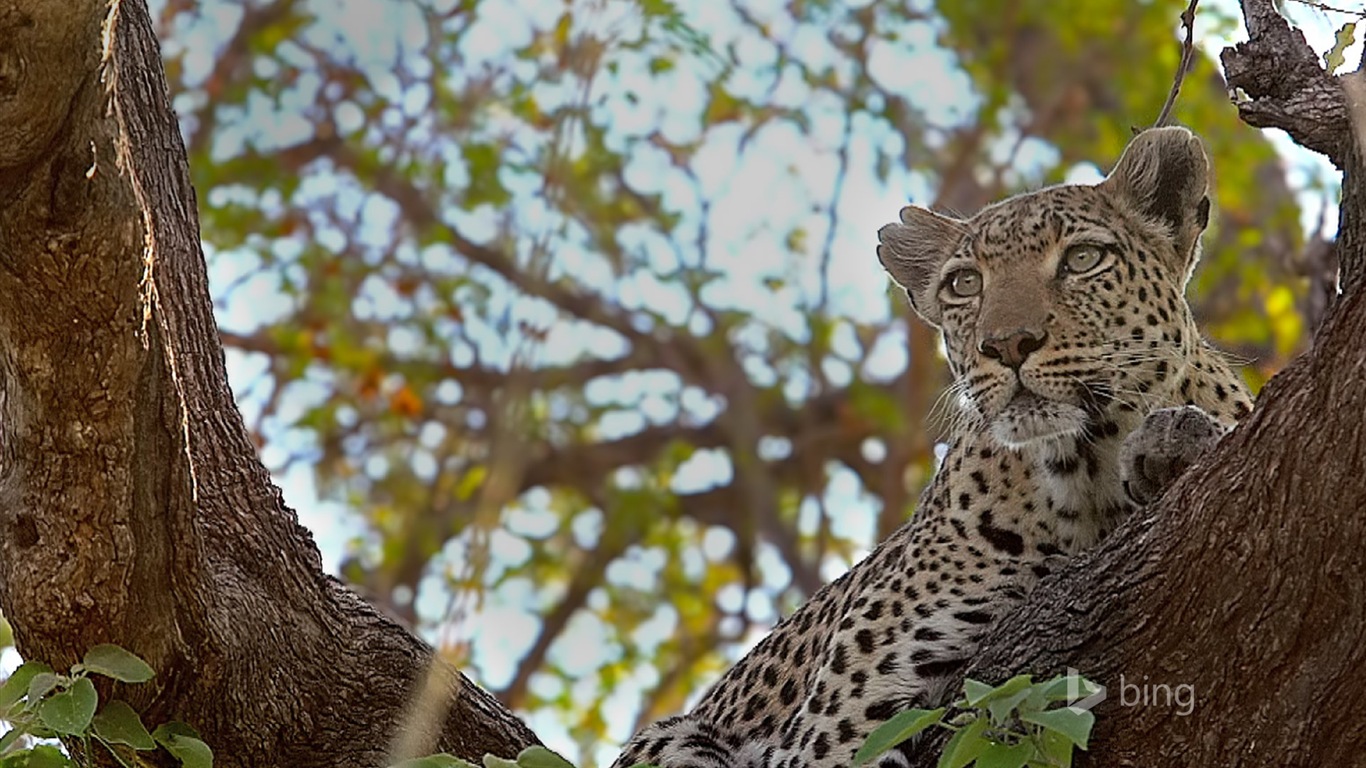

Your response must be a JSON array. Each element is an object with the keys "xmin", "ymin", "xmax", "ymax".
[
  {"xmin": 0, "ymin": 0, "xmax": 1353, "ymax": 766},
  {"xmin": 0, "ymin": 1, "xmax": 533, "ymax": 764},
  {"xmin": 143, "ymin": 0, "xmax": 1317, "ymax": 756}
]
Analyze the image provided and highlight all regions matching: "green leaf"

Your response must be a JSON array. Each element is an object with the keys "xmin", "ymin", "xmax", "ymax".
[
  {"xmin": 152, "ymin": 722, "xmax": 201, "ymax": 740},
  {"xmin": 1035, "ymin": 727, "xmax": 1075, "ymax": 768},
  {"xmin": 0, "ymin": 663, "xmax": 54, "ymax": 713},
  {"xmin": 0, "ymin": 744, "xmax": 75, "ymax": 767},
  {"xmin": 389, "ymin": 756, "xmax": 479, "ymax": 768},
  {"xmin": 961, "ymin": 679, "xmax": 993, "ymax": 707},
  {"xmin": 974, "ymin": 740, "xmax": 1033, "ymax": 768},
  {"xmin": 482, "ymin": 757, "xmax": 520, "ymax": 768},
  {"xmin": 985, "ymin": 686, "xmax": 1034, "ymax": 725},
  {"xmin": 963, "ymin": 675, "xmax": 1033, "ymax": 708},
  {"xmin": 154, "ymin": 723, "xmax": 212, "ymax": 768},
  {"xmin": 0, "ymin": 726, "xmax": 26, "ymax": 754},
  {"xmin": 158, "ymin": 735, "xmax": 213, "ymax": 768},
  {"xmin": 1020, "ymin": 707, "xmax": 1095, "ymax": 750},
  {"xmin": 38, "ymin": 677, "xmax": 97, "ymax": 735},
  {"xmin": 460, "ymin": 144, "xmax": 511, "ymax": 207},
  {"xmin": 25, "ymin": 674, "xmax": 60, "ymax": 707},
  {"xmin": 514, "ymin": 747, "xmax": 574, "ymax": 768},
  {"xmin": 637, "ymin": 0, "xmax": 680, "ymax": 17},
  {"xmin": 1035, "ymin": 675, "xmax": 1101, "ymax": 705},
  {"xmin": 852, "ymin": 707, "xmax": 944, "ymax": 765},
  {"xmin": 92, "ymin": 700, "xmax": 156, "ymax": 750},
  {"xmin": 82, "ymin": 645, "xmax": 155, "ymax": 684},
  {"xmin": 1325, "ymin": 22, "xmax": 1357, "ymax": 73},
  {"xmin": 937, "ymin": 715, "xmax": 989, "ymax": 768}
]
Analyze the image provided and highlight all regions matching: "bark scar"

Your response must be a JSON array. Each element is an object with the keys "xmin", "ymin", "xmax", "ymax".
[
  {"xmin": 0, "ymin": 10, "xmax": 30, "ymax": 102},
  {"xmin": 101, "ymin": 0, "xmax": 198, "ymax": 501}
]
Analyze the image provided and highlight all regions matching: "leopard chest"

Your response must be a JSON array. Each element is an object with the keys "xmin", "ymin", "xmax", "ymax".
[{"xmin": 934, "ymin": 423, "xmax": 1134, "ymax": 558}]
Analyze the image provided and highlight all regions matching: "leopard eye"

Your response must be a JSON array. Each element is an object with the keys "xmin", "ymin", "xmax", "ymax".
[
  {"xmin": 1061, "ymin": 244, "xmax": 1105, "ymax": 274},
  {"xmin": 945, "ymin": 269, "xmax": 982, "ymax": 298}
]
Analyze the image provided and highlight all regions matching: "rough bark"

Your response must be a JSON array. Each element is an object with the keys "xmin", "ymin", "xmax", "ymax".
[
  {"xmin": 0, "ymin": 1, "xmax": 537, "ymax": 765},
  {"xmin": 907, "ymin": 2, "xmax": 1366, "ymax": 764},
  {"xmin": 1221, "ymin": 0, "xmax": 1362, "ymax": 294}
]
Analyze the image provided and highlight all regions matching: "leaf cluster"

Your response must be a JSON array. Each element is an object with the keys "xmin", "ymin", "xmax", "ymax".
[
  {"xmin": 0, "ymin": 646, "xmax": 211, "ymax": 768},
  {"xmin": 854, "ymin": 674, "xmax": 1100, "ymax": 768}
]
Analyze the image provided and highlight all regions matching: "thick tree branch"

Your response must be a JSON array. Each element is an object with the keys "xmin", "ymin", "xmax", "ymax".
[
  {"xmin": 220, "ymin": 327, "xmax": 667, "ymax": 396},
  {"xmin": 1221, "ymin": 0, "xmax": 1351, "ymax": 165},
  {"xmin": 0, "ymin": 2, "xmax": 538, "ymax": 764}
]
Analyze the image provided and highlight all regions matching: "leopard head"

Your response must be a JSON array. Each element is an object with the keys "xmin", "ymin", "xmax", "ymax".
[{"xmin": 877, "ymin": 127, "xmax": 1212, "ymax": 448}]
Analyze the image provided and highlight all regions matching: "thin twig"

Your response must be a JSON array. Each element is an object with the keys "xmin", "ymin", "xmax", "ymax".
[
  {"xmin": 1287, "ymin": 0, "xmax": 1366, "ymax": 18},
  {"xmin": 1155, "ymin": 0, "xmax": 1201, "ymax": 127}
]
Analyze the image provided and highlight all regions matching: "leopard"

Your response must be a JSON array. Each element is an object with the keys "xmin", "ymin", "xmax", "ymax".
[{"xmin": 610, "ymin": 126, "xmax": 1253, "ymax": 768}]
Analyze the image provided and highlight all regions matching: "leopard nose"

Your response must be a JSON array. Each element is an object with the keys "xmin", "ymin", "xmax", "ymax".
[{"xmin": 978, "ymin": 329, "xmax": 1048, "ymax": 369}]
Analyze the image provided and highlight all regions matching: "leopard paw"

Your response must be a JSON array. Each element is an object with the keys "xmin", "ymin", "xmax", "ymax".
[{"xmin": 1120, "ymin": 405, "xmax": 1226, "ymax": 505}]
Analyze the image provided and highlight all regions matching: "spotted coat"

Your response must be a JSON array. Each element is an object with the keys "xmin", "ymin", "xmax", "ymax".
[{"xmin": 611, "ymin": 127, "xmax": 1252, "ymax": 768}]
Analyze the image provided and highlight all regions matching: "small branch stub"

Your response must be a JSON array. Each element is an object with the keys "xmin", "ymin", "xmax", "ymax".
[{"xmin": 1221, "ymin": 0, "xmax": 1351, "ymax": 165}]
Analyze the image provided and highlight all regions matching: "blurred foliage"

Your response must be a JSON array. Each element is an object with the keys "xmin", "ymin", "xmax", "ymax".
[{"xmin": 149, "ymin": 0, "xmax": 1325, "ymax": 763}]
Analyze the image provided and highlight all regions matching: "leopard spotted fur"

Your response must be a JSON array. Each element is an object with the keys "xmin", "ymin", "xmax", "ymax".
[{"xmin": 611, "ymin": 127, "xmax": 1252, "ymax": 768}]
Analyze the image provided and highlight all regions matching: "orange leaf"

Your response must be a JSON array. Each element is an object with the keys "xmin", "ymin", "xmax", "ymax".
[{"xmin": 389, "ymin": 385, "xmax": 422, "ymax": 417}]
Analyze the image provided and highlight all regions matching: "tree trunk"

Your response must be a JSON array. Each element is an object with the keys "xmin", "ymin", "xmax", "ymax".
[
  {"xmin": 908, "ymin": 1, "xmax": 1366, "ymax": 764},
  {"xmin": 0, "ymin": 1, "xmax": 537, "ymax": 765}
]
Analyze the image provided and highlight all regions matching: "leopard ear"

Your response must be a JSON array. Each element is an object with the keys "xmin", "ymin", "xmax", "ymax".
[
  {"xmin": 1101, "ymin": 126, "xmax": 1211, "ymax": 281},
  {"xmin": 877, "ymin": 206, "xmax": 965, "ymax": 327}
]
